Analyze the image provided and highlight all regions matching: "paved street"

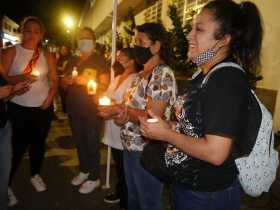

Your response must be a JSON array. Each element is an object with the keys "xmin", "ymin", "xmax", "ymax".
[{"xmin": 8, "ymin": 109, "xmax": 280, "ymax": 210}]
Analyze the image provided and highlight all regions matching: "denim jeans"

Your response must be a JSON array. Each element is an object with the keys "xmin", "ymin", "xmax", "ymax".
[
  {"xmin": 171, "ymin": 178, "xmax": 241, "ymax": 210},
  {"xmin": 0, "ymin": 122, "xmax": 12, "ymax": 210},
  {"xmin": 123, "ymin": 150, "xmax": 163, "ymax": 210}
]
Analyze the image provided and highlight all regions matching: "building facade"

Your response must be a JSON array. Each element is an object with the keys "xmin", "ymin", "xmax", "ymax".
[
  {"xmin": 0, "ymin": 15, "xmax": 21, "ymax": 48},
  {"xmin": 79, "ymin": 0, "xmax": 280, "ymax": 131}
]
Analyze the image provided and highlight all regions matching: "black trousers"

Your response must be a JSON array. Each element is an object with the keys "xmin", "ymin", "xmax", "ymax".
[
  {"xmin": 112, "ymin": 148, "xmax": 128, "ymax": 209},
  {"xmin": 68, "ymin": 111, "xmax": 101, "ymax": 181},
  {"xmin": 8, "ymin": 102, "xmax": 53, "ymax": 185}
]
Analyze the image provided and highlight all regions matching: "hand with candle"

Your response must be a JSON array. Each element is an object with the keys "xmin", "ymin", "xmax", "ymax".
[
  {"xmin": 97, "ymin": 103, "xmax": 123, "ymax": 120},
  {"xmin": 139, "ymin": 110, "xmax": 171, "ymax": 141}
]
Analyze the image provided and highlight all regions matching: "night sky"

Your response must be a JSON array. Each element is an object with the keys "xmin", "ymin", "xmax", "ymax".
[{"xmin": 1, "ymin": 0, "xmax": 86, "ymax": 43}]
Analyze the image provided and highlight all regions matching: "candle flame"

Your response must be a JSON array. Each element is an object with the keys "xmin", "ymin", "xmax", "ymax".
[
  {"xmin": 31, "ymin": 70, "xmax": 40, "ymax": 77},
  {"xmin": 72, "ymin": 69, "xmax": 78, "ymax": 77},
  {"xmin": 99, "ymin": 96, "xmax": 111, "ymax": 106},
  {"xmin": 87, "ymin": 80, "xmax": 97, "ymax": 95}
]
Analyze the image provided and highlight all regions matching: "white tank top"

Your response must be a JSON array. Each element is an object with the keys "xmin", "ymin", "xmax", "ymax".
[{"xmin": 9, "ymin": 44, "xmax": 50, "ymax": 107}]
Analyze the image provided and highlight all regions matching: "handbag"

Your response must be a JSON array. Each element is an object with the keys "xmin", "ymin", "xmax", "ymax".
[
  {"xmin": 140, "ymin": 66, "xmax": 204, "ymax": 187},
  {"xmin": 140, "ymin": 141, "xmax": 172, "ymax": 183}
]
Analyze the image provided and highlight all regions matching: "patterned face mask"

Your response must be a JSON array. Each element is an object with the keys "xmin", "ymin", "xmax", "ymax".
[{"xmin": 191, "ymin": 48, "xmax": 216, "ymax": 66}]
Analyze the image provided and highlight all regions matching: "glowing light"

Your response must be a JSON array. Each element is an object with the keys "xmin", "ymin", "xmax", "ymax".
[
  {"xmin": 63, "ymin": 16, "xmax": 74, "ymax": 29},
  {"xmin": 147, "ymin": 118, "xmax": 158, "ymax": 123},
  {"xmin": 72, "ymin": 68, "xmax": 78, "ymax": 78},
  {"xmin": 31, "ymin": 70, "xmax": 40, "ymax": 77},
  {"xmin": 87, "ymin": 80, "xmax": 97, "ymax": 95},
  {"xmin": 99, "ymin": 96, "xmax": 111, "ymax": 106}
]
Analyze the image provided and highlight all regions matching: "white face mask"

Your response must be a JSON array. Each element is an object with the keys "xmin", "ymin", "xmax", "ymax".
[{"xmin": 78, "ymin": 39, "xmax": 94, "ymax": 53}]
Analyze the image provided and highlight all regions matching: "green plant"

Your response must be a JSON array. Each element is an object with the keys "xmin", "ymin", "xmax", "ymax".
[
  {"xmin": 168, "ymin": 4, "xmax": 196, "ymax": 77},
  {"xmin": 122, "ymin": 7, "xmax": 136, "ymax": 47}
]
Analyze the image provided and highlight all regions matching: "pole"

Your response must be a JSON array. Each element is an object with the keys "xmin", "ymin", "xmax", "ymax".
[
  {"xmin": 103, "ymin": 0, "xmax": 118, "ymax": 189},
  {"xmin": 110, "ymin": 0, "xmax": 118, "ymax": 82}
]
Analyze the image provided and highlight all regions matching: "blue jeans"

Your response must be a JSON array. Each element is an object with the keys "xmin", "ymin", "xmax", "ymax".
[
  {"xmin": 123, "ymin": 150, "xmax": 163, "ymax": 210},
  {"xmin": 171, "ymin": 178, "xmax": 241, "ymax": 210},
  {"xmin": 0, "ymin": 122, "xmax": 12, "ymax": 210}
]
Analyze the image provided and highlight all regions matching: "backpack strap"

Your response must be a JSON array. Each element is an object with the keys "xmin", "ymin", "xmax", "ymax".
[{"xmin": 201, "ymin": 62, "xmax": 245, "ymax": 87}]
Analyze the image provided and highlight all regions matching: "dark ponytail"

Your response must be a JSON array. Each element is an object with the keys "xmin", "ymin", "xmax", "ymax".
[{"xmin": 204, "ymin": 0, "xmax": 263, "ymax": 77}]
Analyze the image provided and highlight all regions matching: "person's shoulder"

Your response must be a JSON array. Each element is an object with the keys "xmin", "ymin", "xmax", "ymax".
[
  {"xmin": 209, "ymin": 65, "xmax": 247, "ymax": 84},
  {"xmin": 2, "ymin": 45, "xmax": 16, "ymax": 57}
]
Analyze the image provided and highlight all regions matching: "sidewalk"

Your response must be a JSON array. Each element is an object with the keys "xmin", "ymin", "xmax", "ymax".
[{"xmin": 8, "ymin": 111, "xmax": 280, "ymax": 210}]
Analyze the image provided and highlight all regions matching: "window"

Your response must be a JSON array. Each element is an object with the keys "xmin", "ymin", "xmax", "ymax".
[{"xmin": 144, "ymin": 0, "xmax": 162, "ymax": 23}]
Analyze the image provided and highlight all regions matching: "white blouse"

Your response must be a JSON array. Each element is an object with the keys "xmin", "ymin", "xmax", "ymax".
[
  {"xmin": 9, "ymin": 44, "xmax": 50, "ymax": 107},
  {"xmin": 102, "ymin": 73, "xmax": 138, "ymax": 150}
]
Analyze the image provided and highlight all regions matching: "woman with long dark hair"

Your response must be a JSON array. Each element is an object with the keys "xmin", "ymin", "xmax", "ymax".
[
  {"xmin": 100, "ymin": 47, "xmax": 142, "ymax": 209},
  {"xmin": 140, "ymin": 1, "xmax": 263, "ymax": 209},
  {"xmin": 99, "ymin": 23, "xmax": 177, "ymax": 210}
]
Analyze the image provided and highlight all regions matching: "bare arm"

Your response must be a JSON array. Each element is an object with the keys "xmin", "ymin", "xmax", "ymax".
[
  {"xmin": 139, "ymin": 112, "xmax": 233, "ymax": 166},
  {"xmin": 114, "ymin": 97, "xmax": 168, "ymax": 125},
  {"xmin": 164, "ymin": 131, "xmax": 233, "ymax": 166},
  {"xmin": 41, "ymin": 51, "xmax": 58, "ymax": 109}
]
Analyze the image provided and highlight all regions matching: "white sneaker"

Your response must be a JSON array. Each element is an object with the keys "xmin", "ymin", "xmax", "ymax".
[
  {"xmin": 78, "ymin": 179, "xmax": 100, "ymax": 194},
  {"xmin": 30, "ymin": 174, "xmax": 47, "ymax": 192},
  {"xmin": 8, "ymin": 187, "xmax": 18, "ymax": 207},
  {"xmin": 71, "ymin": 172, "xmax": 89, "ymax": 186}
]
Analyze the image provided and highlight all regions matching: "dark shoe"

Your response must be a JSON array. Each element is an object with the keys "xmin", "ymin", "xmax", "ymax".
[{"xmin": 104, "ymin": 192, "xmax": 120, "ymax": 203}]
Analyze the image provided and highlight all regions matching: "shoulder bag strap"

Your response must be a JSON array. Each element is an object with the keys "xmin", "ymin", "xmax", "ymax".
[{"xmin": 201, "ymin": 62, "xmax": 244, "ymax": 87}]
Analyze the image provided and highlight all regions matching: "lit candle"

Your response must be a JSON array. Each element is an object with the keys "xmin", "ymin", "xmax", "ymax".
[
  {"xmin": 72, "ymin": 69, "xmax": 78, "ymax": 78},
  {"xmin": 87, "ymin": 80, "xmax": 97, "ymax": 95},
  {"xmin": 31, "ymin": 70, "xmax": 40, "ymax": 77},
  {"xmin": 147, "ymin": 118, "xmax": 159, "ymax": 123},
  {"xmin": 99, "ymin": 96, "xmax": 111, "ymax": 106}
]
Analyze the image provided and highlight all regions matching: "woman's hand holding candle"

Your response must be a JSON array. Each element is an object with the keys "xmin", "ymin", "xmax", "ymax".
[
  {"xmin": 139, "ymin": 110, "xmax": 171, "ymax": 141},
  {"xmin": 97, "ymin": 102, "xmax": 124, "ymax": 120}
]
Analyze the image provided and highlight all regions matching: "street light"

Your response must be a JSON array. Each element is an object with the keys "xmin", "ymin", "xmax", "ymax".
[
  {"xmin": 62, "ymin": 15, "xmax": 75, "ymax": 49},
  {"xmin": 63, "ymin": 16, "xmax": 74, "ymax": 29}
]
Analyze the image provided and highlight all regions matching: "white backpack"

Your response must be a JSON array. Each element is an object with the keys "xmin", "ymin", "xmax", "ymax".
[{"xmin": 202, "ymin": 62, "xmax": 279, "ymax": 197}]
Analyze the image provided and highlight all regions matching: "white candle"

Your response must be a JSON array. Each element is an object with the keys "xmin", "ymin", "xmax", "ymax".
[
  {"xmin": 31, "ymin": 70, "xmax": 40, "ymax": 77},
  {"xmin": 72, "ymin": 69, "xmax": 78, "ymax": 78},
  {"xmin": 99, "ymin": 96, "xmax": 111, "ymax": 106},
  {"xmin": 147, "ymin": 118, "xmax": 159, "ymax": 123},
  {"xmin": 87, "ymin": 80, "xmax": 97, "ymax": 95}
]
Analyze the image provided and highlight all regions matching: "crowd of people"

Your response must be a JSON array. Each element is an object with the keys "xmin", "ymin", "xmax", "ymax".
[{"xmin": 0, "ymin": 0, "xmax": 265, "ymax": 210}]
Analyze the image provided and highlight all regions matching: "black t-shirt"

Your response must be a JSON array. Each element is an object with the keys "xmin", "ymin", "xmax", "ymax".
[
  {"xmin": 174, "ymin": 63, "xmax": 251, "ymax": 191},
  {"xmin": 64, "ymin": 53, "xmax": 109, "ymax": 117}
]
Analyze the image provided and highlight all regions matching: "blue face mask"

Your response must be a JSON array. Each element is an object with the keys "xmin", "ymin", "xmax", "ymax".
[{"xmin": 78, "ymin": 39, "xmax": 94, "ymax": 53}]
